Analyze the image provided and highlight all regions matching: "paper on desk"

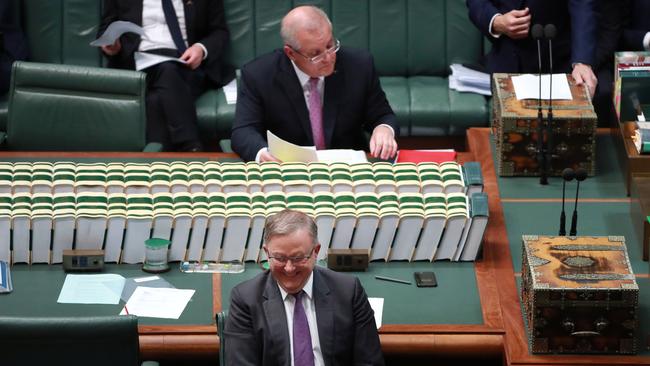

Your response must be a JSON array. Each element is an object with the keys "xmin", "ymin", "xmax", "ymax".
[
  {"xmin": 511, "ymin": 74, "xmax": 572, "ymax": 100},
  {"xmin": 90, "ymin": 21, "xmax": 145, "ymax": 47},
  {"xmin": 120, "ymin": 286, "xmax": 195, "ymax": 319},
  {"xmin": 368, "ymin": 297, "xmax": 384, "ymax": 329},
  {"xmin": 267, "ymin": 130, "xmax": 318, "ymax": 163},
  {"xmin": 222, "ymin": 77, "xmax": 237, "ymax": 104},
  {"xmin": 57, "ymin": 274, "xmax": 125, "ymax": 304},
  {"xmin": 134, "ymin": 51, "xmax": 187, "ymax": 71},
  {"xmin": 316, "ymin": 149, "xmax": 367, "ymax": 163}
]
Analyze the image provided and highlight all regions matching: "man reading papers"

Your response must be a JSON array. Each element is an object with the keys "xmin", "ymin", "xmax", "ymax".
[
  {"xmin": 224, "ymin": 209, "xmax": 384, "ymax": 365},
  {"xmin": 231, "ymin": 6, "xmax": 399, "ymax": 162}
]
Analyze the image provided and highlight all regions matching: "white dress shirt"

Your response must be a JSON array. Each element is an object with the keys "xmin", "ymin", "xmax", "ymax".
[
  {"xmin": 139, "ymin": 0, "xmax": 207, "ymax": 57},
  {"xmin": 277, "ymin": 273, "xmax": 325, "ymax": 366}
]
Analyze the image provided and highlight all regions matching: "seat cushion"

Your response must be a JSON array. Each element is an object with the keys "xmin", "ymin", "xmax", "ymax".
[{"xmin": 379, "ymin": 77, "xmax": 410, "ymax": 137}]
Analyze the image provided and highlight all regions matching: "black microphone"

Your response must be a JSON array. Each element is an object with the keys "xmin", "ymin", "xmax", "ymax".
[
  {"xmin": 559, "ymin": 168, "xmax": 575, "ymax": 236},
  {"xmin": 531, "ymin": 24, "xmax": 547, "ymax": 185},
  {"xmin": 544, "ymin": 24, "xmax": 557, "ymax": 181},
  {"xmin": 569, "ymin": 168, "xmax": 587, "ymax": 236}
]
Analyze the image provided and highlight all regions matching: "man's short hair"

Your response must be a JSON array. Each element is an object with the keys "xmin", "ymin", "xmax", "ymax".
[
  {"xmin": 280, "ymin": 5, "xmax": 332, "ymax": 50},
  {"xmin": 263, "ymin": 209, "xmax": 318, "ymax": 246}
]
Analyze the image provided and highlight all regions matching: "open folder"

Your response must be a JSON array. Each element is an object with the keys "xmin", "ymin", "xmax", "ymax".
[{"xmin": 267, "ymin": 131, "xmax": 367, "ymax": 163}]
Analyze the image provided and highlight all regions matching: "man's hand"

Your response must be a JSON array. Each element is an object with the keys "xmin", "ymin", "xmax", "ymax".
[
  {"xmin": 572, "ymin": 63, "xmax": 597, "ymax": 98},
  {"xmin": 180, "ymin": 44, "xmax": 205, "ymax": 70},
  {"xmin": 492, "ymin": 8, "xmax": 531, "ymax": 39},
  {"xmin": 101, "ymin": 39, "xmax": 122, "ymax": 56},
  {"xmin": 369, "ymin": 125, "xmax": 398, "ymax": 160},
  {"xmin": 259, "ymin": 149, "xmax": 281, "ymax": 163}
]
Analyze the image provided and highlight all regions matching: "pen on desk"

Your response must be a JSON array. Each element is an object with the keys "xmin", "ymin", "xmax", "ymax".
[{"xmin": 375, "ymin": 275, "xmax": 411, "ymax": 285}]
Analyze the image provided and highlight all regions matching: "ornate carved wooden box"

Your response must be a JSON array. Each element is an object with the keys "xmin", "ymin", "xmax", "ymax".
[
  {"xmin": 492, "ymin": 73, "xmax": 597, "ymax": 177},
  {"xmin": 521, "ymin": 235, "xmax": 638, "ymax": 354}
]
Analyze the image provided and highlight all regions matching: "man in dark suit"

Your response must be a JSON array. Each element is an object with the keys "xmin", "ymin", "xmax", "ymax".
[
  {"xmin": 621, "ymin": 0, "xmax": 650, "ymax": 51},
  {"xmin": 466, "ymin": 0, "xmax": 598, "ymax": 97},
  {"xmin": 224, "ymin": 209, "xmax": 384, "ymax": 366},
  {"xmin": 0, "ymin": 0, "xmax": 28, "ymax": 94},
  {"xmin": 231, "ymin": 5, "xmax": 398, "ymax": 162},
  {"xmin": 99, "ymin": 0, "xmax": 233, "ymax": 151}
]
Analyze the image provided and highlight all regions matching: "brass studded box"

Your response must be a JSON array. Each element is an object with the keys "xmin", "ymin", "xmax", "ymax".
[
  {"xmin": 521, "ymin": 235, "xmax": 638, "ymax": 354},
  {"xmin": 492, "ymin": 73, "xmax": 597, "ymax": 177}
]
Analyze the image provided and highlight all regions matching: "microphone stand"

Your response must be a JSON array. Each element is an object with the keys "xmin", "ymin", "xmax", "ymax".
[
  {"xmin": 531, "ymin": 24, "xmax": 547, "ymax": 185},
  {"xmin": 545, "ymin": 24, "xmax": 556, "ymax": 184}
]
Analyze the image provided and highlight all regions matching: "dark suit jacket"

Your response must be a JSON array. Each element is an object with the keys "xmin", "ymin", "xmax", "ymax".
[
  {"xmin": 466, "ymin": 0, "xmax": 596, "ymax": 73},
  {"xmin": 98, "ymin": 0, "xmax": 232, "ymax": 86},
  {"xmin": 224, "ymin": 267, "xmax": 384, "ymax": 366},
  {"xmin": 231, "ymin": 47, "xmax": 398, "ymax": 162},
  {"xmin": 621, "ymin": 0, "xmax": 650, "ymax": 51},
  {"xmin": 0, "ymin": 0, "xmax": 28, "ymax": 94}
]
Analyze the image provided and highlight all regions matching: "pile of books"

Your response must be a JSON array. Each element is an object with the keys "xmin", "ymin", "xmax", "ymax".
[{"xmin": 0, "ymin": 161, "xmax": 488, "ymax": 264}]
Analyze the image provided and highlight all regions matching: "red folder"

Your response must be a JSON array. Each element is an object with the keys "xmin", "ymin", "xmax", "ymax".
[{"xmin": 395, "ymin": 149, "xmax": 457, "ymax": 164}]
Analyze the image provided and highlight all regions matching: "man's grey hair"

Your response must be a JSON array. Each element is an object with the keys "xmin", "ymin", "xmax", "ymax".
[
  {"xmin": 280, "ymin": 5, "xmax": 332, "ymax": 50},
  {"xmin": 263, "ymin": 209, "xmax": 318, "ymax": 246}
]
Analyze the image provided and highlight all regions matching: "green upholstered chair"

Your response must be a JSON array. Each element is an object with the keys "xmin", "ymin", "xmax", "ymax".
[
  {"xmin": 0, "ymin": 315, "xmax": 158, "ymax": 366},
  {"xmin": 0, "ymin": 61, "xmax": 161, "ymax": 152},
  {"xmin": 216, "ymin": 310, "xmax": 228, "ymax": 366}
]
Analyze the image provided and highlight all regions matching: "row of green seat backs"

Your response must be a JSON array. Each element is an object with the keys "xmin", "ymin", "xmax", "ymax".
[
  {"xmin": 18, "ymin": 0, "xmax": 482, "ymax": 76},
  {"xmin": 223, "ymin": 0, "xmax": 483, "ymax": 76}
]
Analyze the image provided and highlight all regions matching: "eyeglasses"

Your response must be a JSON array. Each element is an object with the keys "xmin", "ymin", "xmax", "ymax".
[
  {"xmin": 268, "ymin": 248, "xmax": 315, "ymax": 265},
  {"xmin": 290, "ymin": 39, "xmax": 340, "ymax": 64}
]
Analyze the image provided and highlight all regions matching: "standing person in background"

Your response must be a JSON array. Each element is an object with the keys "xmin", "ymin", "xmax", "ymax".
[
  {"xmin": 466, "ymin": 0, "xmax": 598, "ymax": 97},
  {"xmin": 99, "ymin": 0, "xmax": 234, "ymax": 152},
  {"xmin": 225, "ymin": 209, "xmax": 384, "ymax": 366},
  {"xmin": 0, "ymin": 0, "xmax": 28, "ymax": 95}
]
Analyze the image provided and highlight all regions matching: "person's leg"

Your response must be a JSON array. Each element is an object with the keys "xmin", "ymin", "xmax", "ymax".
[
  {"xmin": 593, "ymin": 66, "xmax": 616, "ymax": 128},
  {"xmin": 145, "ymin": 62, "xmax": 204, "ymax": 151}
]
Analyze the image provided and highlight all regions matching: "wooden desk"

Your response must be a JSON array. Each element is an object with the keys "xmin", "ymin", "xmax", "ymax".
[
  {"xmin": 467, "ymin": 128, "xmax": 650, "ymax": 366},
  {"xmin": 0, "ymin": 151, "xmax": 505, "ymax": 361}
]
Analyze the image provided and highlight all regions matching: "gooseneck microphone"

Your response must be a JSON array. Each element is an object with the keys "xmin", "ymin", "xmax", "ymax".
[
  {"xmin": 544, "ymin": 24, "xmax": 557, "ymax": 181},
  {"xmin": 531, "ymin": 24, "xmax": 547, "ymax": 185},
  {"xmin": 559, "ymin": 168, "xmax": 575, "ymax": 236},
  {"xmin": 569, "ymin": 168, "xmax": 587, "ymax": 236}
]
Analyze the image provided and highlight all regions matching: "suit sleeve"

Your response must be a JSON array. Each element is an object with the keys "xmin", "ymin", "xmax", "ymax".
[
  {"xmin": 231, "ymin": 66, "xmax": 269, "ymax": 162},
  {"xmin": 594, "ymin": 0, "xmax": 625, "ymax": 70},
  {"xmin": 223, "ymin": 286, "xmax": 263, "ymax": 366},
  {"xmin": 466, "ymin": 0, "xmax": 500, "ymax": 39},
  {"xmin": 351, "ymin": 277, "xmax": 385, "ymax": 366},
  {"xmin": 196, "ymin": 0, "xmax": 229, "ymax": 62},
  {"xmin": 364, "ymin": 54, "xmax": 398, "ymax": 135},
  {"xmin": 569, "ymin": 0, "xmax": 596, "ymax": 66}
]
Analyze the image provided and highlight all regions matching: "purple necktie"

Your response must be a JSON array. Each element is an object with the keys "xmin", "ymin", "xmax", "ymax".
[
  {"xmin": 293, "ymin": 291, "xmax": 315, "ymax": 366},
  {"xmin": 308, "ymin": 77, "xmax": 326, "ymax": 150}
]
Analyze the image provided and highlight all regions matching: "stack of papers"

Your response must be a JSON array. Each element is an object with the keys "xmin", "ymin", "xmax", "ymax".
[
  {"xmin": 267, "ymin": 131, "xmax": 367, "ymax": 163},
  {"xmin": 449, "ymin": 63, "xmax": 491, "ymax": 96},
  {"xmin": 511, "ymin": 74, "xmax": 573, "ymax": 100}
]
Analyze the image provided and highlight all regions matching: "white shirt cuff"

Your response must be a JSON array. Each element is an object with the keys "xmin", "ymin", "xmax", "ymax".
[
  {"xmin": 644, "ymin": 32, "xmax": 650, "ymax": 51},
  {"xmin": 195, "ymin": 42, "xmax": 208, "ymax": 60},
  {"xmin": 489, "ymin": 13, "xmax": 502, "ymax": 38},
  {"xmin": 255, "ymin": 147, "xmax": 267, "ymax": 163},
  {"xmin": 375, "ymin": 124, "xmax": 395, "ymax": 137}
]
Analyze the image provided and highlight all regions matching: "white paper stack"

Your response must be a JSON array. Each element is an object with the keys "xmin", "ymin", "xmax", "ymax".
[
  {"xmin": 186, "ymin": 192, "xmax": 209, "ymax": 261},
  {"xmin": 440, "ymin": 162, "xmax": 465, "ymax": 193},
  {"xmin": 373, "ymin": 163, "xmax": 396, "ymax": 193},
  {"xmin": 11, "ymin": 192, "xmax": 31, "ymax": 263},
  {"xmin": 0, "ymin": 194, "xmax": 11, "ymax": 262},
  {"xmin": 221, "ymin": 163, "xmax": 247, "ymax": 194},
  {"xmin": 32, "ymin": 162, "xmax": 54, "ymax": 194},
  {"xmin": 170, "ymin": 162, "xmax": 190, "ymax": 194},
  {"xmin": 370, "ymin": 192, "xmax": 399, "ymax": 261},
  {"xmin": 203, "ymin": 161, "xmax": 222, "ymax": 193},
  {"xmin": 30, "ymin": 193, "xmax": 53, "ymax": 263},
  {"xmin": 52, "ymin": 193, "xmax": 76, "ymax": 263},
  {"xmin": 309, "ymin": 163, "xmax": 331, "ymax": 193},
  {"xmin": 350, "ymin": 192, "xmax": 379, "ymax": 250},
  {"xmin": 261, "ymin": 162, "xmax": 283, "ymax": 193},
  {"xmin": 121, "ymin": 193, "xmax": 153, "ymax": 263},
  {"xmin": 244, "ymin": 192, "xmax": 266, "ymax": 262},
  {"xmin": 202, "ymin": 192, "xmax": 226, "ymax": 261},
  {"xmin": 330, "ymin": 192, "xmax": 355, "ymax": 250},
  {"xmin": 350, "ymin": 163, "xmax": 375, "ymax": 193},
  {"xmin": 75, "ymin": 163, "xmax": 107, "ymax": 194},
  {"xmin": 330, "ymin": 163, "xmax": 352, "ymax": 193},
  {"xmin": 394, "ymin": 163, "xmax": 420, "ymax": 194},
  {"xmin": 187, "ymin": 162, "xmax": 206, "ymax": 193},
  {"xmin": 169, "ymin": 192, "xmax": 193, "ymax": 261},
  {"xmin": 0, "ymin": 163, "xmax": 12, "ymax": 194},
  {"xmin": 314, "ymin": 191, "xmax": 335, "ymax": 260},
  {"xmin": 246, "ymin": 163, "xmax": 262, "ymax": 193},
  {"xmin": 282, "ymin": 163, "xmax": 310, "ymax": 193},
  {"xmin": 150, "ymin": 162, "xmax": 172, "ymax": 194},
  {"xmin": 221, "ymin": 193, "xmax": 251, "ymax": 262},
  {"xmin": 106, "ymin": 163, "xmax": 125, "ymax": 194},
  {"xmin": 418, "ymin": 163, "xmax": 443, "ymax": 194},
  {"xmin": 75, "ymin": 191, "xmax": 108, "ymax": 250},
  {"xmin": 105, "ymin": 193, "xmax": 126, "ymax": 262}
]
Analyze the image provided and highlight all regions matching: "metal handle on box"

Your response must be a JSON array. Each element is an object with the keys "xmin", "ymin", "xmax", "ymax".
[{"xmin": 571, "ymin": 331, "xmax": 601, "ymax": 337}]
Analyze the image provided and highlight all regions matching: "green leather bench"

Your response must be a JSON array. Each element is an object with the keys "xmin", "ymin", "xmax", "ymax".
[{"xmin": 2, "ymin": 0, "xmax": 489, "ymax": 149}]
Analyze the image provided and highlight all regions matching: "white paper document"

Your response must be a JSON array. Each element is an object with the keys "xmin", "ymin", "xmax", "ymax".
[
  {"xmin": 121, "ymin": 286, "xmax": 195, "ymax": 319},
  {"xmin": 448, "ymin": 63, "xmax": 491, "ymax": 96},
  {"xmin": 267, "ymin": 130, "xmax": 318, "ymax": 162},
  {"xmin": 90, "ymin": 21, "xmax": 145, "ymax": 47},
  {"xmin": 222, "ymin": 77, "xmax": 238, "ymax": 104},
  {"xmin": 267, "ymin": 130, "xmax": 368, "ymax": 163},
  {"xmin": 511, "ymin": 74, "xmax": 572, "ymax": 100},
  {"xmin": 134, "ymin": 51, "xmax": 187, "ymax": 71},
  {"xmin": 57, "ymin": 274, "xmax": 125, "ymax": 304},
  {"xmin": 368, "ymin": 297, "xmax": 384, "ymax": 329}
]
